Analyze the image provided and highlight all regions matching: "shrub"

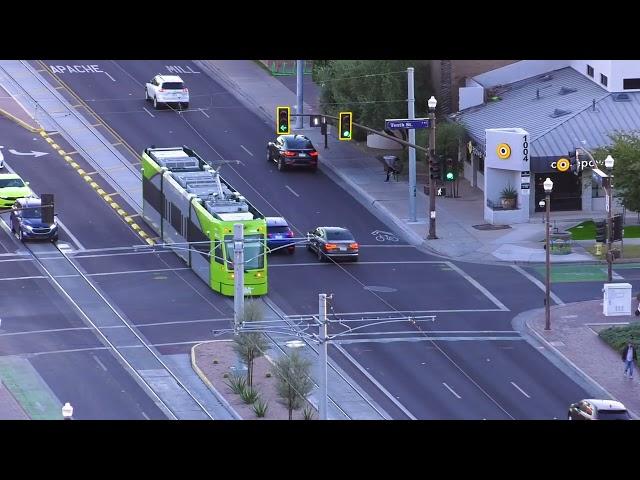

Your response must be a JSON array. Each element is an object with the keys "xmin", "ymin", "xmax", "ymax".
[
  {"xmin": 302, "ymin": 405, "xmax": 316, "ymax": 420},
  {"xmin": 599, "ymin": 323, "xmax": 640, "ymax": 358},
  {"xmin": 225, "ymin": 373, "xmax": 247, "ymax": 395},
  {"xmin": 253, "ymin": 397, "xmax": 269, "ymax": 418},
  {"xmin": 240, "ymin": 386, "xmax": 260, "ymax": 404}
]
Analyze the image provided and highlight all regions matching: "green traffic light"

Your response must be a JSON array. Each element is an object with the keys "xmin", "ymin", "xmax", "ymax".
[
  {"xmin": 446, "ymin": 172, "xmax": 454, "ymax": 181},
  {"xmin": 343, "ymin": 130, "xmax": 351, "ymax": 138},
  {"xmin": 280, "ymin": 125, "xmax": 286, "ymax": 131}
]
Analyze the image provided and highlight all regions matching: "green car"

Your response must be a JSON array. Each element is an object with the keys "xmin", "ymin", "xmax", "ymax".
[{"xmin": 0, "ymin": 174, "xmax": 34, "ymax": 209}]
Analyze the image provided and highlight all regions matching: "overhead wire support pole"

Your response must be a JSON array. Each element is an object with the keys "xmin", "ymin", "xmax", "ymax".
[
  {"xmin": 233, "ymin": 223, "xmax": 244, "ymax": 330},
  {"xmin": 296, "ymin": 61, "xmax": 304, "ymax": 129},
  {"xmin": 407, "ymin": 67, "xmax": 417, "ymax": 222},
  {"xmin": 318, "ymin": 293, "xmax": 329, "ymax": 421}
]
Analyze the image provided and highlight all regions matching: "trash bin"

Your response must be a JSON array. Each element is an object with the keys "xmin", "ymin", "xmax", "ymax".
[{"xmin": 550, "ymin": 231, "xmax": 572, "ymax": 255}]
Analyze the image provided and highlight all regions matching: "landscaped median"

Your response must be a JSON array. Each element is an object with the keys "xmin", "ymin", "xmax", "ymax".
[
  {"xmin": 568, "ymin": 220, "xmax": 640, "ymax": 259},
  {"xmin": 599, "ymin": 322, "xmax": 640, "ymax": 367}
]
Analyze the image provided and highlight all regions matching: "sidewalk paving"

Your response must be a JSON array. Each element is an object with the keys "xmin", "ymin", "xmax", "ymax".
[{"xmin": 0, "ymin": 381, "xmax": 29, "ymax": 420}]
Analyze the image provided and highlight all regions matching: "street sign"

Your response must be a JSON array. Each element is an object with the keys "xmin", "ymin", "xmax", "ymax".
[
  {"xmin": 520, "ymin": 171, "xmax": 530, "ymax": 195},
  {"xmin": 385, "ymin": 118, "xmax": 430, "ymax": 130}
]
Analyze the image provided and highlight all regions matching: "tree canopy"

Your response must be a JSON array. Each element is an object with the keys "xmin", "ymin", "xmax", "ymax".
[{"xmin": 593, "ymin": 132, "xmax": 640, "ymax": 212}]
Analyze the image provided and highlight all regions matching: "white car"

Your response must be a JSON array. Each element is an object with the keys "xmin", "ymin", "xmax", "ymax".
[{"xmin": 145, "ymin": 75, "xmax": 189, "ymax": 110}]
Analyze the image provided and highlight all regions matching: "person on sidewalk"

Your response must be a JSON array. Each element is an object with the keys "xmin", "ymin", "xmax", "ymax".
[{"xmin": 621, "ymin": 342, "xmax": 637, "ymax": 378}]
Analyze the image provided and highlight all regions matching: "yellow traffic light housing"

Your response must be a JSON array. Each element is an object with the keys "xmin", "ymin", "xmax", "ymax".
[
  {"xmin": 339, "ymin": 112, "xmax": 352, "ymax": 140},
  {"xmin": 277, "ymin": 106, "xmax": 290, "ymax": 135}
]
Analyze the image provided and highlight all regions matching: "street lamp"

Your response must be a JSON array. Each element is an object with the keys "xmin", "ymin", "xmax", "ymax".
[
  {"xmin": 543, "ymin": 177, "xmax": 553, "ymax": 330},
  {"xmin": 427, "ymin": 95, "xmax": 438, "ymax": 240},
  {"xmin": 62, "ymin": 402, "xmax": 74, "ymax": 420},
  {"xmin": 604, "ymin": 154, "xmax": 615, "ymax": 283}
]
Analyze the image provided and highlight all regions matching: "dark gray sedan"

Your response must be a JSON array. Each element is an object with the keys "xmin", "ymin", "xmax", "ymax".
[{"xmin": 307, "ymin": 227, "xmax": 359, "ymax": 262}]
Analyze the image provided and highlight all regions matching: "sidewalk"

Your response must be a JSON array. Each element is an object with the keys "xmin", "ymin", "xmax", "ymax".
[
  {"xmin": 195, "ymin": 60, "xmax": 639, "ymax": 265},
  {"xmin": 513, "ymin": 301, "xmax": 640, "ymax": 418},
  {"xmin": 0, "ymin": 381, "xmax": 29, "ymax": 420}
]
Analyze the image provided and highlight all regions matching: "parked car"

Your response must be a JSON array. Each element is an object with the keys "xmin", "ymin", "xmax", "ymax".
[
  {"xmin": 266, "ymin": 216, "xmax": 295, "ymax": 254},
  {"xmin": 0, "ymin": 173, "xmax": 34, "ymax": 209},
  {"xmin": 568, "ymin": 399, "xmax": 631, "ymax": 420},
  {"xmin": 267, "ymin": 135, "xmax": 318, "ymax": 172},
  {"xmin": 10, "ymin": 197, "xmax": 58, "ymax": 242},
  {"xmin": 307, "ymin": 226, "xmax": 358, "ymax": 262},
  {"xmin": 145, "ymin": 75, "xmax": 189, "ymax": 110}
]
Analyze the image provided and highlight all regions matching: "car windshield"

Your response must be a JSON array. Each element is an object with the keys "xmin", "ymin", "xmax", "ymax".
[
  {"xmin": 0, "ymin": 178, "xmax": 25, "ymax": 188},
  {"xmin": 22, "ymin": 207, "xmax": 42, "ymax": 219},
  {"xmin": 162, "ymin": 82, "xmax": 184, "ymax": 90},
  {"xmin": 285, "ymin": 138, "xmax": 314, "ymax": 149},
  {"xmin": 598, "ymin": 410, "xmax": 631, "ymax": 420},
  {"xmin": 326, "ymin": 229, "xmax": 354, "ymax": 241},
  {"xmin": 268, "ymin": 226, "xmax": 290, "ymax": 234}
]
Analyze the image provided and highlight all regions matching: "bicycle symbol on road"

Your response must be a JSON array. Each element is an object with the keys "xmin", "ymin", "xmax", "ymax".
[{"xmin": 372, "ymin": 230, "xmax": 399, "ymax": 242}]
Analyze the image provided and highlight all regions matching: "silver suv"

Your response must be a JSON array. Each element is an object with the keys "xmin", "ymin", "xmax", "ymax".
[{"xmin": 568, "ymin": 399, "xmax": 631, "ymax": 420}]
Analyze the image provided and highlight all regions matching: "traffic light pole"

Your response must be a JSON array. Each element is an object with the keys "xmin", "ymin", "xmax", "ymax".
[
  {"xmin": 427, "ymin": 109, "xmax": 437, "ymax": 240},
  {"xmin": 296, "ymin": 61, "xmax": 304, "ymax": 129},
  {"xmin": 233, "ymin": 223, "xmax": 244, "ymax": 329},
  {"xmin": 407, "ymin": 67, "xmax": 417, "ymax": 223},
  {"xmin": 607, "ymin": 177, "xmax": 613, "ymax": 283}
]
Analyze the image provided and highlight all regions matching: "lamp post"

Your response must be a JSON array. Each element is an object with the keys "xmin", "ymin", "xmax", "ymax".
[
  {"xmin": 62, "ymin": 402, "xmax": 74, "ymax": 420},
  {"xmin": 543, "ymin": 177, "xmax": 553, "ymax": 330},
  {"xmin": 604, "ymin": 154, "xmax": 615, "ymax": 283},
  {"xmin": 427, "ymin": 95, "xmax": 438, "ymax": 240}
]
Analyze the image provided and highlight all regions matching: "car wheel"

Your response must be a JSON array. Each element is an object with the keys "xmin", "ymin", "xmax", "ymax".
[
  {"xmin": 568, "ymin": 413, "xmax": 572, "ymax": 420},
  {"xmin": 266, "ymin": 149, "xmax": 271, "ymax": 162},
  {"xmin": 51, "ymin": 235, "xmax": 58, "ymax": 243},
  {"xmin": 145, "ymin": 89, "xmax": 149, "ymax": 101},
  {"xmin": 182, "ymin": 102, "xmax": 189, "ymax": 110},
  {"xmin": 350, "ymin": 256, "xmax": 359, "ymax": 262},
  {"xmin": 306, "ymin": 242, "xmax": 312, "ymax": 252},
  {"xmin": 317, "ymin": 248, "xmax": 325, "ymax": 262},
  {"xmin": 153, "ymin": 96, "xmax": 160, "ymax": 110},
  {"xmin": 277, "ymin": 157, "xmax": 285, "ymax": 171},
  {"xmin": 17, "ymin": 229, "xmax": 23, "ymax": 242}
]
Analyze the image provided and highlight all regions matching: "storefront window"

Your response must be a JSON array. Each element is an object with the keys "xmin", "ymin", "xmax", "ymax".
[{"xmin": 592, "ymin": 179, "xmax": 605, "ymax": 198}]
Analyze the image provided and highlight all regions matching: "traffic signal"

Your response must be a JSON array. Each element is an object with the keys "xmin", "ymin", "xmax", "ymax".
[
  {"xmin": 276, "ymin": 106, "xmax": 290, "ymax": 134},
  {"xmin": 613, "ymin": 214, "xmax": 623, "ymax": 241},
  {"xmin": 40, "ymin": 193, "xmax": 54, "ymax": 225},
  {"xmin": 338, "ymin": 112, "xmax": 352, "ymax": 140},
  {"xmin": 429, "ymin": 154, "xmax": 442, "ymax": 181},
  {"xmin": 595, "ymin": 220, "xmax": 606, "ymax": 243},
  {"xmin": 445, "ymin": 157, "xmax": 456, "ymax": 181}
]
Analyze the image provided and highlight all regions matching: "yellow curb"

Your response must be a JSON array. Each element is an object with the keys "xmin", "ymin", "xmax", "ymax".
[
  {"xmin": 70, "ymin": 162, "xmax": 79, "ymax": 169},
  {"xmin": 104, "ymin": 195, "xmax": 111, "ymax": 202},
  {"xmin": 90, "ymin": 182, "xmax": 99, "ymax": 189},
  {"xmin": 146, "ymin": 238, "xmax": 156, "ymax": 246},
  {"xmin": 116, "ymin": 209, "xmax": 126, "ymax": 216},
  {"xmin": 110, "ymin": 202, "xmax": 119, "ymax": 209},
  {"xmin": 77, "ymin": 169, "xmax": 85, "ymax": 175},
  {"xmin": 46, "ymin": 137, "xmax": 54, "ymax": 144},
  {"xmin": 52, "ymin": 144, "xmax": 59, "ymax": 149},
  {"xmin": 58, "ymin": 150, "xmax": 65, "ymax": 155},
  {"xmin": 124, "ymin": 216, "xmax": 134, "ymax": 224},
  {"xmin": 131, "ymin": 224, "xmax": 141, "ymax": 231},
  {"xmin": 138, "ymin": 231, "xmax": 148, "ymax": 238},
  {"xmin": 0, "ymin": 108, "xmax": 41, "ymax": 133},
  {"xmin": 83, "ymin": 175, "xmax": 92, "ymax": 182},
  {"xmin": 63, "ymin": 156, "xmax": 73, "ymax": 162},
  {"xmin": 40, "ymin": 131, "xmax": 48, "ymax": 138},
  {"xmin": 97, "ymin": 189, "xmax": 106, "ymax": 196}
]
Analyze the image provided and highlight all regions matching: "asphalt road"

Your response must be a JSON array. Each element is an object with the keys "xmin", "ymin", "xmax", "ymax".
[{"xmin": 22, "ymin": 59, "xmax": 640, "ymax": 419}]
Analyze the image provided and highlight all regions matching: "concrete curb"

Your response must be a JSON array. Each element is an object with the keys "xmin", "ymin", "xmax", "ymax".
[
  {"xmin": 190, "ymin": 342, "xmax": 242, "ymax": 420},
  {"xmin": 511, "ymin": 306, "xmax": 639, "ymax": 419},
  {"xmin": 0, "ymin": 107, "xmax": 41, "ymax": 133}
]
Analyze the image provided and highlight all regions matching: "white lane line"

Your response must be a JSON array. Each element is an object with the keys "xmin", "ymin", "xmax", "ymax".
[
  {"xmin": 334, "ymin": 343, "xmax": 415, "ymax": 420},
  {"xmin": 141, "ymin": 411, "xmax": 150, "ymax": 420},
  {"xmin": 287, "ymin": 308, "xmax": 506, "ymax": 316},
  {"xmin": 336, "ymin": 336, "xmax": 523, "ymax": 344},
  {"xmin": 104, "ymin": 72, "xmax": 116, "ymax": 82},
  {"xmin": 285, "ymin": 185, "xmax": 300, "ymax": 197},
  {"xmin": 442, "ymin": 382, "xmax": 462, "ymax": 399},
  {"xmin": 82, "ymin": 267, "xmax": 190, "ymax": 278},
  {"xmin": 93, "ymin": 354, "xmax": 108, "ymax": 371},
  {"xmin": 143, "ymin": 107, "xmax": 155, "ymax": 118},
  {"xmin": 56, "ymin": 219, "xmax": 86, "ymax": 251},
  {"xmin": 0, "ymin": 275, "xmax": 47, "ymax": 281},
  {"xmin": 199, "ymin": 108, "xmax": 210, "ymax": 118},
  {"xmin": 445, "ymin": 262, "xmax": 509, "ymax": 311},
  {"xmin": 510, "ymin": 381, "xmax": 531, "ymax": 398},
  {"xmin": 240, "ymin": 145, "xmax": 253, "ymax": 156},
  {"xmin": 511, "ymin": 265, "xmax": 565, "ymax": 306},
  {"xmin": 270, "ymin": 260, "xmax": 451, "ymax": 267},
  {"xmin": 28, "ymin": 339, "xmax": 209, "ymax": 357}
]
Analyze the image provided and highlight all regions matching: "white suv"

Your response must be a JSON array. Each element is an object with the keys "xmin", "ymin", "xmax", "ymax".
[{"xmin": 145, "ymin": 75, "xmax": 189, "ymax": 110}]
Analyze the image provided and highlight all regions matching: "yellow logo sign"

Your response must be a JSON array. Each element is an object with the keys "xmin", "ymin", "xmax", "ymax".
[
  {"xmin": 496, "ymin": 143, "xmax": 511, "ymax": 159},
  {"xmin": 556, "ymin": 158, "xmax": 570, "ymax": 172}
]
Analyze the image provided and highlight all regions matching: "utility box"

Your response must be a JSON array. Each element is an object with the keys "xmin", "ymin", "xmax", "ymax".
[{"xmin": 603, "ymin": 283, "xmax": 632, "ymax": 316}]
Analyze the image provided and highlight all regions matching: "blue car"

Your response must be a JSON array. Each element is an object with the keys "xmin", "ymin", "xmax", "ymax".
[
  {"xmin": 10, "ymin": 197, "xmax": 58, "ymax": 242},
  {"xmin": 266, "ymin": 216, "xmax": 295, "ymax": 254}
]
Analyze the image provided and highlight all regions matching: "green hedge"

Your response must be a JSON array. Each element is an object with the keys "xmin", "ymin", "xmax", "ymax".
[{"xmin": 599, "ymin": 323, "xmax": 640, "ymax": 363}]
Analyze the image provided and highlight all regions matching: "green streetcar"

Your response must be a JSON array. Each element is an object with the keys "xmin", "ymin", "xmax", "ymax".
[{"xmin": 141, "ymin": 146, "xmax": 267, "ymax": 296}]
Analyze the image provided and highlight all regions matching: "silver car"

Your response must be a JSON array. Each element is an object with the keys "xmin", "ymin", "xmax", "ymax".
[{"xmin": 307, "ymin": 226, "xmax": 359, "ymax": 262}]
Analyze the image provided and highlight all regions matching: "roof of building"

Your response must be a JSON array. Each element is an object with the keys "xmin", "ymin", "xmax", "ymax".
[{"xmin": 453, "ymin": 67, "xmax": 640, "ymax": 157}]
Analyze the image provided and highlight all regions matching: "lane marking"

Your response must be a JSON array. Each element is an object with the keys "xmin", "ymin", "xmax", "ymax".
[
  {"xmin": 510, "ymin": 381, "xmax": 531, "ymax": 398},
  {"xmin": 199, "ymin": 108, "xmax": 210, "ymax": 118},
  {"xmin": 141, "ymin": 411, "xmax": 150, "ymax": 420},
  {"xmin": 26, "ymin": 339, "xmax": 209, "ymax": 357},
  {"xmin": 285, "ymin": 185, "xmax": 300, "ymax": 197},
  {"xmin": 0, "ymin": 266, "xmax": 193, "ymax": 282},
  {"xmin": 269, "ymin": 260, "xmax": 450, "ymax": 267},
  {"xmin": 142, "ymin": 107, "xmax": 155, "ymax": 118},
  {"xmin": 104, "ymin": 72, "xmax": 116, "ymax": 82},
  {"xmin": 511, "ymin": 265, "xmax": 565, "ymax": 306},
  {"xmin": 335, "ymin": 336, "xmax": 523, "ymax": 344},
  {"xmin": 334, "ymin": 343, "xmax": 416, "ymax": 420},
  {"xmin": 442, "ymin": 382, "xmax": 462, "ymax": 399},
  {"xmin": 287, "ymin": 308, "xmax": 506, "ymax": 317},
  {"xmin": 56, "ymin": 219, "xmax": 86, "ymax": 251},
  {"xmin": 0, "ymin": 275, "xmax": 47, "ymax": 281},
  {"xmin": 240, "ymin": 145, "xmax": 253, "ymax": 156},
  {"xmin": 93, "ymin": 354, "xmax": 108, "ymax": 371},
  {"xmin": 445, "ymin": 262, "xmax": 509, "ymax": 311}
]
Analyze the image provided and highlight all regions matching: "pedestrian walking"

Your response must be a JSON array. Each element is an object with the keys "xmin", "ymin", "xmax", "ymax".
[
  {"xmin": 635, "ymin": 292, "xmax": 640, "ymax": 317},
  {"xmin": 622, "ymin": 342, "xmax": 637, "ymax": 379}
]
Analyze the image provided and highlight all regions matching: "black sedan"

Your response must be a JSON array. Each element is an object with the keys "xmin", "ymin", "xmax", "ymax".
[
  {"xmin": 307, "ymin": 227, "xmax": 358, "ymax": 262},
  {"xmin": 267, "ymin": 135, "xmax": 318, "ymax": 172}
]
